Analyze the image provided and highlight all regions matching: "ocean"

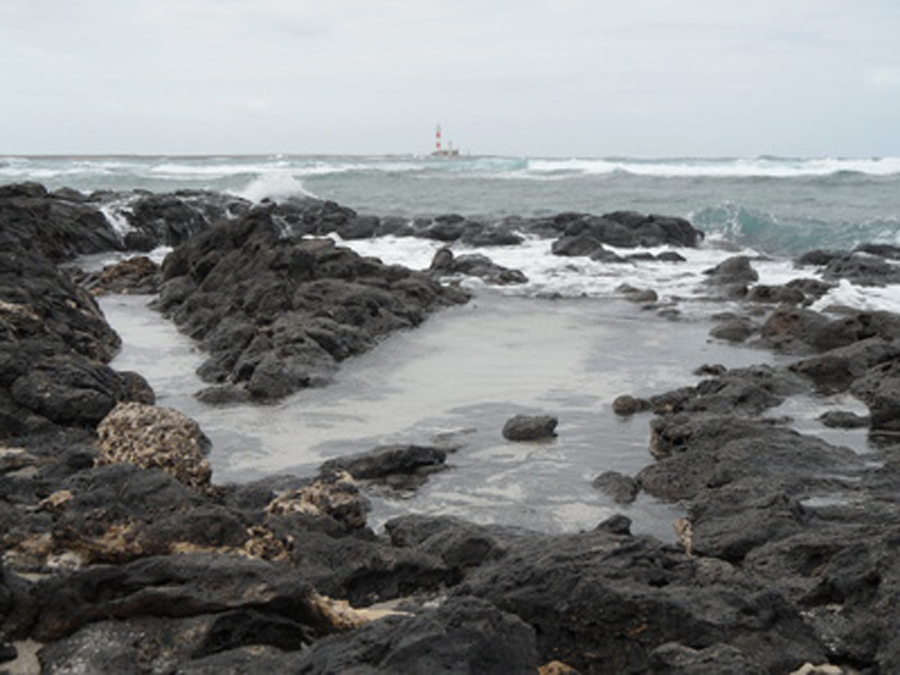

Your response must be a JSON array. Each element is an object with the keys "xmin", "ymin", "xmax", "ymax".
[{"xmin": 4, "ymin": 154, "xmax": 897, "ymax": 537}]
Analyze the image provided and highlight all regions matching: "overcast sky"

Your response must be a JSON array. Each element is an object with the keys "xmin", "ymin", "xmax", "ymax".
[{"xmin": 2, "ymin": 0, "xmax": 898, "ymax": 157}]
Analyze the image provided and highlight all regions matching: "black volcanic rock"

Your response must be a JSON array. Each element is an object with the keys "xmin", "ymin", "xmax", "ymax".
[
  {"xmin": 501, "ymin": 414, "xmax": 558, "ymax": 441},
  {"xmin": 156, "ymin": 207, "xmax": 470, "ymax": 401}
]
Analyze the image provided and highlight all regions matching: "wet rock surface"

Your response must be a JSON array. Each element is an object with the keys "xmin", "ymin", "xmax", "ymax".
[
  {"xmin": 155, "ymin": 207, "xmax": 471, "ymax": 401},
  {"xmin": 5, "ymin": 183, "xmax": 900, "ymax": 673},
  {"xmin": 502, "ymin": 414, "xmax": 559, "ymax": 441}
]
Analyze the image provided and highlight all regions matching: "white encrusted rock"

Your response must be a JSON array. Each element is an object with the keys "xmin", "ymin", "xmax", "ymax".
[{"xmin": 96, "ymin": 402, "xmax": 212, "ymax": 490}]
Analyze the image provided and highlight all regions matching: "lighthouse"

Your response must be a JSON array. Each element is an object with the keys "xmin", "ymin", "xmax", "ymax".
[{"xmin": 432, "ymin": 124, "xmax": 460, "ymax": 157}]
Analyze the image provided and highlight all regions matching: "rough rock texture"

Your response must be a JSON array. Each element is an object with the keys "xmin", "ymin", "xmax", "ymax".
[
  {"xmin": 73, "ymin": 255, "xmax": 162, "ymax": 296},
  {"xmin": 95, "ymin": 402, "xmax": 213, "ymax": 490},
  {"xmin": 457, "ymin": 527, "xmax": 825, "ymax": 674},
  {"xmin": 548, "ymin": 211, "xmax": 703, "ymax": 258},
  {"xmin": 155, "ymin": 208, "xmax": 471, "ymax": 401},
  {"xmin": 291, "ymin": 596, "xmax": 539, "ymax": 675},
  {"xmin": 0, "ymin": 234, "xmax": 153, "ymax": 437},
  {"xmin": 10, "ymin": 183, "xmax": 900, "ymax": 673},
  {"xmin": 429, "ymin": 246, "xmax": 528, "ymax": 285}
]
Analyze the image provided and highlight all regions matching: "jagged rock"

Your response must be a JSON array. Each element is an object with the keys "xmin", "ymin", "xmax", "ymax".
[
  {"xmin": 157, "ymin": 211, "xmax": 469, "ymax": 401},
  {"xmin": 789, "ymin": 337, "xmax": 900, "ymax": 394},
  {"xmin": 319, "ymin": 444, "xmax": 447, "ymax": 491},
  {"xmin": 821, "ymin": 252, "xmax": 900, "ymax": 286},
  {"xmin": 95, "ymin": 402, "xmax": 212, "ymax": 490},
  {"xmin": 757, "ymin": 308, "xmax": 865, "ymax": 354},
  {"xmin": 266, "ymin": 471, "xmax": 369, "ymax": 531},
  {"xmin": 291, "ymin": 597, "xmax": 539, "ymax": 675},
  {"xmin": 460, "ymin": 528, "xmax": 825, "ymax": 673},
  {"xmin": 648, "ymin": 365, "xmax": 807, "ymax": 417},
  {"xmin": 429, "ymin": 247, "xmax": 528, "ymax": 285},
  {"xmin": 27, "ymin": 553, "xmax": 318, "ymax": 642},
  {"xmin": 385, "ymin": 515, "xmax": 514, "ymax": 570},
  {"xmin": 76, "ymin": 255, "xmax": 161, "ymax": 296}
]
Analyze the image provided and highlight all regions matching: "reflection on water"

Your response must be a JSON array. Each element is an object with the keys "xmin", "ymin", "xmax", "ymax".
[{"xmin": 100, "ymin": 291, "xmax": 803, "ymax": 538}]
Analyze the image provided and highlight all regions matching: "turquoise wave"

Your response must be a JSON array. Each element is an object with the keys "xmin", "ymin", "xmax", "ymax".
[{"xmin": 693, "ymin": 203, "xmax": 900, "ymax": 255}]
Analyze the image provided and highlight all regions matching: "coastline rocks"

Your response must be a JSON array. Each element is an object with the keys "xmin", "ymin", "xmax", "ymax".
[
  {"xmin": 458, "ymin": 527, "xmax": 825, "ymax": 673},
  {"xmin": 121, "ymin": 190, "xmax": 251, "ymax": 247},
  {"xmin": 0, "ymin": 239, "xmax": 159, "ymax": 437},
  {"xmin": 648, "ymin": 364, "xmax": 808, "ymax": 417},
  {"xmin": 156, "ymin": 209, "xmax": 470, "ymax": 401},
  {"xmin": 95, "ymin": 402, "xmax": 213, "ymax": 491},
  {"xmin": 502, "ymin": 414, "xmax": 559, "ymax": 441},
  {"xmin": 266, "ymin": 471, "xmax": 369, "ymax": 531},
  {"xmin": 74, "ymin": 255, "xmax": 162, "ymax": 296},
  {"xmin": 612, "ymin": 394, "xmax": 652, "ymax": 416},
  {"xmin": 848, "ymin": 360, "xmax": 900, "ymax": 432},
  {"xmin": 789, "ymin": 336, "xmax": 900, "ymax": 394},
  {"xmin": 320, "ymin": 444, "xmax": 448, "ymax": 492},
  {"xmin": 0, "ymin": 183, "xmax": 123, "ymax": 261},
  {"xmin": 549, "ymin": 212, "xmax": 703, "ymax": 257},
  {"xmin": 291, "ymin": 596, "xmax": 539, "ymax": 675},
  {"xmin": 429, "ymin": 247, "xmax": 528, "ymax": 285},
  {"xmin": 703, "ymin": 255, "xmax": 758, "ymax": 297},
  {"xmin": 591, "ymin": 470, "xmax": 639, "ymax": 504}
]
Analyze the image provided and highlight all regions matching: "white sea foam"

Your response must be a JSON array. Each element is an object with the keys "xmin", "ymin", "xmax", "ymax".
[
  {"xmin": 98, "ymin": 201, "xmax": 135, "ymax": 237},
  {"xmin": 526, "ymin": 156, "xmax": 900, "ymax": 178},
  {"xmin": 338, "ymin": 233, "xmax": 900, "ymax": 316},
  {"xmin": 811, "ymin": 278, "xmax": 900, "ymax": 314},
  {"xmin": 232, "ymin": 170, "xmax": 317, "ymax": 202}
]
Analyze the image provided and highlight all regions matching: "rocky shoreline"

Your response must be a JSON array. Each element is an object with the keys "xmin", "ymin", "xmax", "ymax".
[{"xmin": 2, "ymin": 183, "xmax": 900, "ymax": 673}]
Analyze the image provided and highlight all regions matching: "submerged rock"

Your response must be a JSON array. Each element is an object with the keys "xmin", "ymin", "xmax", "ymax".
[{"xmin": 591, "ymin": 470, "xmax": 639, "ymax": 504}]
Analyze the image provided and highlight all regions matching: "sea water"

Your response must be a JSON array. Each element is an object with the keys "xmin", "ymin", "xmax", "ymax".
[{"xmin": 7, "ymin": 154, "xmax": 900, "ymax": 535}]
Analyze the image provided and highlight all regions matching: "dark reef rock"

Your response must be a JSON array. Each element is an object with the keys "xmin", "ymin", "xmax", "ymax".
[
  {"xmin": 702, "ymin": 255, "xmax": 759, "ymax": 297},
  {"xmin": 429, "ymin": 247, "xmax": 528, "ymax": 285},
  {"xmin": 73, "ymin": 255, "xmax": 162, "ymax": 296},
  {"xmin": 0, "ymin": 183, "xmax": 123, "ymax": 261},
  {"xmin": 648, "ymin": 364, "xmax": 807, "ymax": 417},
  {"xmin": 458, "ymin": 527, "xmax": 825, "ymax": 673},
  {"xmin": 291, "ymin": 596, "xmax": 539, "ymax": 675},
  {"xmin": 319, "ymin": 444, "xmax": 448, "ymax": 492},
  {"xmin": 591, "ymin": 470, "xmax": 639, "ymax": 504},
  {"xmin": 548, "ymin": 211, "xmax": 703, "ymax": 258},
  {"xmin": 10, "ymin": 183, "xmax": 900, "ymax": 673},
  {"xmin": 612, "ymin": 394, "xmax": 652, "ymax": 416},
  {"xmin": 155, "ymin": 208, "xmax": 470, "ymax": 401},
  {"xmin": 502, "ymin": 414, "xmax": 559, "ymax": 441},
  {"xmin": 0, "ymin": 236, "xmax": 154, "ymax": 437}
]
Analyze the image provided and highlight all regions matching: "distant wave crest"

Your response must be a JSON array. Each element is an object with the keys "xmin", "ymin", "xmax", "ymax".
[{"xmin": 526, "ymin": 156, "xmax": 900, "ymax": 179}]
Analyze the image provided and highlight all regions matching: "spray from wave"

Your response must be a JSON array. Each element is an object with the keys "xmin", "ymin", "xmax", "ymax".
[{"xmin": 231, "ymin": 170, "xmax": 318, "ymax": 203}]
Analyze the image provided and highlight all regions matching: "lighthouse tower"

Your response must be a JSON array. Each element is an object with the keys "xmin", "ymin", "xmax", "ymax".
[{"xmin": 432, "ymin": 124, "xmax": 460, "ymax": 157}]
